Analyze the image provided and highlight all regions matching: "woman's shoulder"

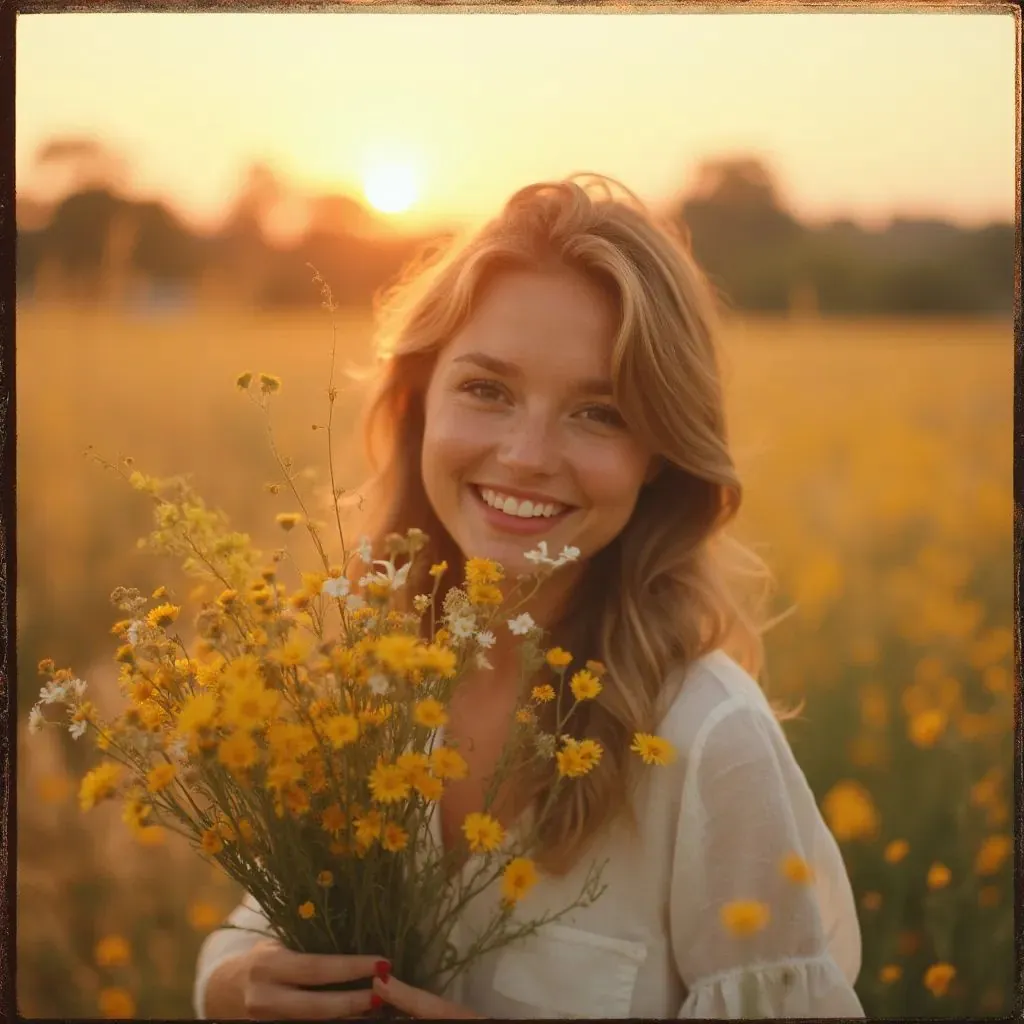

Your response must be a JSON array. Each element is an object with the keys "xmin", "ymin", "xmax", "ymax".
[{"xmin": 653, "ymin": 648, "xmax": 777, "ymax": 758}]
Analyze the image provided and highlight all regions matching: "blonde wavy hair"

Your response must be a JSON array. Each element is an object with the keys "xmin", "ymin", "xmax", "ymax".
[{"xmin": 349, "ymin": 173, "xmax": 788, "ymax": 875}]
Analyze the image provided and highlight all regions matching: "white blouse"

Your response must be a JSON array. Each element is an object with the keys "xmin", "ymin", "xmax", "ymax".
[{"xmin": 193, "ymin": 649, "xmax": 865, "ymax": 1018}]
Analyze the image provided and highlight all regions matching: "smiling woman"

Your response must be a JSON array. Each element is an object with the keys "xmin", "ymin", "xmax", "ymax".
[{"xmin": 195, "ymin": 173, "xmax": 865, "ymax": 1020}]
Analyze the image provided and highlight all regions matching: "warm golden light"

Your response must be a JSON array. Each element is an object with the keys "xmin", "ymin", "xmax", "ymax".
[{"xmin": 362, "ymin": 161, "xmax": 419, "ymax": 214}]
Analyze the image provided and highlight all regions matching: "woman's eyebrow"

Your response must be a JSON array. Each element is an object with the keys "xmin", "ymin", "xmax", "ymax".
[{"xmin": 451, "ymin": 352, "xmax": 613, "ymax": 396}]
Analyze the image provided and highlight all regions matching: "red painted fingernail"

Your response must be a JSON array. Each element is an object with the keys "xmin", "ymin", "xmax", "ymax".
[
  {"xmin": 375, "ymin": 960, "xmax": 391, "ymax": 981},
  {"xmin": 371, "ymin": 994, "xmax": 383, "ymax": 1009}
]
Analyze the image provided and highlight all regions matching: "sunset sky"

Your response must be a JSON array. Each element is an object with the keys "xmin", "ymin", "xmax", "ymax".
[{"xmin": 15, "ymin": 10, "xmax": 1018, "ymax": 235}]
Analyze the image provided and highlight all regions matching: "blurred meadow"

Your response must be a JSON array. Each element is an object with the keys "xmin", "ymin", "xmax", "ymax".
[
  {"xmin": 14, "ymin": 9, "xmax": 1017, "ymax": 1022},
  {"xmin": 16, "ymin": 304, "xmax": 1014, "ymax": 1018}
]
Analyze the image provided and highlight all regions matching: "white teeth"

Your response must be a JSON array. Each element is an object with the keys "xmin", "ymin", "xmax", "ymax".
[{"xmin": 477, "ymin": 488, "xmax": 566, "ymax": 518}]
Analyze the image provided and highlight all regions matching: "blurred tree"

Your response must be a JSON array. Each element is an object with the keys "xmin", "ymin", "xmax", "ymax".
[
  {"xmin": 32, "ymin": 136, "xmax": 130, "ymax": 199},
  {"xmin": 675, "ymin": 156, "xmax": 807, "ymax": 311}
]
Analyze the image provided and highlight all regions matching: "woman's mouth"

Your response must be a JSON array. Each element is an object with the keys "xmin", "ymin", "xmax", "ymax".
[{"xmin": 469, "ymin": 485, "xmax": 576, "ymax": 535}]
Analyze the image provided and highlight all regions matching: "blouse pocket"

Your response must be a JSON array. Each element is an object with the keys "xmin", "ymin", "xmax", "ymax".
[{"xmin": 491, "ymin": 922, "xmax": 648, "ymax": 1018}]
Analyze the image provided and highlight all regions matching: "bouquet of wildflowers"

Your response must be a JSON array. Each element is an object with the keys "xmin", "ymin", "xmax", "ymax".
[{"xmin": 27, "ymin": 312, "xmax": 680, "ymax": 1002}]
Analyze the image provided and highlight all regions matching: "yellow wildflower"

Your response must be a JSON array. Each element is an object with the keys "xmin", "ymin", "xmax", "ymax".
[
  {"xmin": 298, "ymin": 901, "xmax": 316, "ymax": 920},
  {"xmin": 79, "ymin": 763, "xmax": 123, "ymax": 811},
  {"xmin": 267, "ymin": 761, "xmax": 304, "ymax": 791},
  {"xmin": 414, "ymin": 773, "xmax": 444, "ymax": 802},
  {"xmin": 926, "ymin": 863, "xmax": 952, "ymax": 890},
  {"xmin": 323, "ymin": 714, "xmax": 360, "ymax": 749},
  {"xmin": 187, "ymin": 901, "xmax": 222, "ymax": 931},
  {"xmin": 974, "ymin": 835, "xmax": 1011, "ymax": 876},
  {"xmin": 200, "ymin": 829, "xmax": 224, "ymax": 856},
  {"xmin": 218, "ymin": 731, "xmax": 260, "ymax": 772},
  {"xmin": 630, "ymin": 733, "xmax": 678, "ymax": 766},
  {"xmin": 879, "ymin": 964, "xmax": 903, "ymax": 984},
  {"xmin": 94, "ymin": 935, "xmax": 131, "ymax": 967},
  {"xmin": 884, "ymin": 839, "xmax": 910, "ymax": 864},
  {"xmin": 923, "ymin": 962, "xmax": 956, "ymax": 997},
  {"xmin": 355, "ymin": 810, "xmax": 383, "ymax": 846},
  {"xmin": 468, "ymin": 583, "xmax": 503, "ymax": 606},
  {"xmin": 720, "ymin": 900, "xmax": 770, "ymax": 937},
  {"xmin": 429, "ymin": 561, "xmax": 448, "ymax": 578},
  {"xmin": 577, "ymin": 738, "xmax": 604, "ymax": 772},
  {"xmin": 382, "ymin": 823, "xmax": 410, "ymax": 852},
  {"xmin": 531, "ymin": 684, "xmax": 556, "ymax": 703},
  {"xmin": 556, "ymin": 742, "xmax": 592, "ymax": 778},
  {"xmin": 413, "ymin": 697, "xmax": 448, "ymax": 728},
  {"xmin": 98, "ymin": 987, "xmax": 135, "ymax": 1019},
  {"xmin": 419, "ymin": 643, "xmax": 457, "ymax": 678},
  {"xmin": 317, "ymin": 871, "xmax": 334, "ymax": 887},
  {"xmin": 259, "ymin": 372, "xmax": 281, "ymax": 393},
  {"xmin": 369, "ymin": 762, "xmax": 412, "ymax": 804},
  {"xmin": 176, "ymin": 692, "xmax": 218, "ymax": 736},
  {"xmin": 465, "ymin": 557, "xmax": 504, "ymax": 585},
  {"xmin": 908, "ymin": 708, "xmax": 948, "ymax": 748},
  {"xmin": 515, "ymin": 708, "xmax": 535, "ymax": 725},
  {"xmin": 321, "ymin": 804, "xmax": 347, "ymax": 836},
  {"xmin": 236, "ymin": 371, "xmax": 253, "ymax": 389},
  {"xmin": 276, "ymin": 512, "xmax": 301, "ymax": 531},
  {"xmin": 821, "ymin": 780, "xmax": 879, "ymax": 842},
  {"xmin": 585, "ymin": 660, "xmax": 607, "ymax": 677},
  {"xmin": 375, "ymin": 634, "xmax": 421, "ymax": 673},
  {"xmin": 501, "ymin": 857, "xmax": 539, "ymax": 906},
  {"xmin": 431, "ymin": 747, "xmax": 469, "ymax": 780},
  {"xmin": 569, "ymin": 669, "xmax": 602, "ymax": 701},
  {"xmin": 462, "ymin": 812, "xmax": 506, "ymax": 853},
  {"xmin": 146, "ymin": 603, "xmax": 180, "ymax": 629},
  {"xmin": 545, "ymin": 647, "xmax": 573, "ymax": 669}
]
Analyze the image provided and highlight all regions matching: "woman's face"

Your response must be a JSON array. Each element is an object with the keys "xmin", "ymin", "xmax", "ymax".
[{"xmin": 421, "ymin": 267, "xmax": 656, "ymax": 580}]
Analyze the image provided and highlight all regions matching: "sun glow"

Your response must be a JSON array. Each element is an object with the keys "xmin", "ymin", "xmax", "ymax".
[{"xmin": 362, "ymin": 161, "xmax": 420, "ymax": 215}]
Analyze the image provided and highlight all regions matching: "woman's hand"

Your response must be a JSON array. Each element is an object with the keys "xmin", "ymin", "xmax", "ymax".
[
  {"xmin": 371, "ymin": 973, "xmax": 483, "ymax": 1019},
  {"xmin": 207, "ymin": 937, "xmax": 389, "ymax": 1019}
]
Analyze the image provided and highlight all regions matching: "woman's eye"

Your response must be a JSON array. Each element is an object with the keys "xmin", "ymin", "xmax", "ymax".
[
  {"xmin": 579, "ymin": 404, "xmax": 625, "ymax": 428},
  {"xmin": 459, "ymin": 379, "xmax": 507, "ymax": 402}
]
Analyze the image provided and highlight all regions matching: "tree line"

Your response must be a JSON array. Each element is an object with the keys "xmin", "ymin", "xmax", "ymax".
[{"xmin": 16, "ymin": 144, "xmax": 1015, "ymax": 316}]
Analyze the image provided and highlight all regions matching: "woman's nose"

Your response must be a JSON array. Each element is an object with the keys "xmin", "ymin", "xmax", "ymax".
[{"xmin": 495, "ymin": 412, "xmax": 562, "ymax": 476}]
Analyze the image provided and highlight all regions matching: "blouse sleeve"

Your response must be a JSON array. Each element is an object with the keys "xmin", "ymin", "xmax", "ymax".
[
  {"xmin": 193, "ymin": 891, "xmax": 275, "ymax": 1018},
  {"xmin": 669, "ymin": 699, "xmax": 865, "ymax": 1019}
]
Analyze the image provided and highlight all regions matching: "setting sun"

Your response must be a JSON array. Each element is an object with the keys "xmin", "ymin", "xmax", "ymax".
[{"xmin": 362, "ymin": 161, "xmax": 420, "ymax": 214}]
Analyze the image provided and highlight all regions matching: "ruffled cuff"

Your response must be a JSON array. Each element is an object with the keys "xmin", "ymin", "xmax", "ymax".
[{"xmin": 678, "ymin": 954, "xmax": 865, "ymax": 1019}]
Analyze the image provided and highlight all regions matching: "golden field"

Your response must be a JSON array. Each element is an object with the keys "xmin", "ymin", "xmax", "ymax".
[{"xmin": 15, "ymin": 304, "xmax": 1015, "ymax": 1018}]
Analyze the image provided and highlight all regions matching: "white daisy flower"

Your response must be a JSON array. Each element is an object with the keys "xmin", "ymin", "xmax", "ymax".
[
  {"xmin": 322, "ymin": 576, "xmax": 351, "ymax": 599},
  {"xmin": 127, "ymin": 620, "xmax": 143, "ymax": 646},
  {"xmin": 557, "ymin": 545, "xmax": 581, "ymax": 564},
  {"xmin": 413, "ymin": 594, "xmax": 432, "ymax": 613},
  {"xmin": 28, "ymin": 706, "xmax": 45, "ymax": 734},
  {"xmin": 345, "ymin": 593, "xmax": 366, "ymax": 612},
  {"xmin": 524, "ymin": 541, "xmax": 551, "ymax": 565},
  {"xmin": 507, "ymin": 613, "xmax": 536, "ymax": 636},
  {"xmin": 368, "ymin": 673, "xmax": 391, "ymax": 696},
  {"xmin": 38, "ymin": 681, "xmax": 68, "ymax": 705},
  {"xmin": 68, "ymin": 678, "xmax": 88, "ymax": 699},
  {"xmin": 69, "ymin": 719, "xmax": 88, "ymax": 740},
  {"xmin": 449, "ymin": 614, "xmax": 477, "ymax": 641},
  {"xmin": 359, "ymin": 559, "xmax": 411, "ymax": 592},
  {"xmin": 476, "ymin": 630, "xmax": 496, "ymax": 650},
  {"xmin": 475, "ymin": 652, "xmax": 494, "ymax": 671}
]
